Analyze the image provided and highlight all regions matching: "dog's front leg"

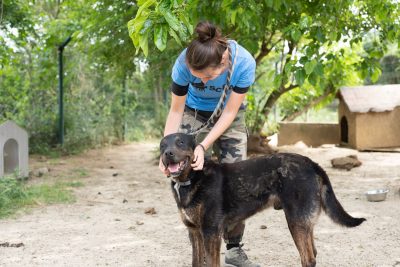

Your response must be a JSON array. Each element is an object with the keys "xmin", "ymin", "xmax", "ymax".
[
  {"xmin": 189, "ymin": 229, "xmax": 205, "ymax": 267},
  {"xmin": 203, "ymin": 232, "xmax": 222, "ymax": 267}
]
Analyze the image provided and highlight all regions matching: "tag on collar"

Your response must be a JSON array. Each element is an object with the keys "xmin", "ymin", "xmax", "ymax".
[{"xmin": 174, "ymin": 182, "xmax": 181, "ymax": 201}]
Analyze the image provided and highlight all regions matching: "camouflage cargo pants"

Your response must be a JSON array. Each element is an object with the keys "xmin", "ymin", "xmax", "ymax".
[{"xmin": 179, "ymin": 106, "xmax": 247, "ymax": 245}]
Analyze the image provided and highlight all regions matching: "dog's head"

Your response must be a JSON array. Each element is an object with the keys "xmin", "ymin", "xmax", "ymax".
[{"xmin": 160, "ymin": 133, "xmax": 196, "ymax": 178}]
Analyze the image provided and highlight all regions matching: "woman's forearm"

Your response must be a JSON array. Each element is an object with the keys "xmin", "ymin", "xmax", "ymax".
[
  {"xmin": 200, "ymin": 92, "xmax": 246, "ymax": 150},
  {"xmin": 164, "ymin": 93, "xmax": 186, "ymax": 136},
  {"xmin": 200, "ymin": 110, "xmax": 237, "ymax": 150},
  {"xmin": 164, "ymin": 110, "xmax": 184, "ymax": 136}
]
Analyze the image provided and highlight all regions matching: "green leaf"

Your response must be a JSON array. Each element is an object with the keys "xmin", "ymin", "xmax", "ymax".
[
  {"xmin": 370, "ymin": 67, "xmax": 382, "ymax": 83},
  {"xmin": 169, "ymin": 28, "xmax": 182, "ymax": 46},
  {"xmin": 140, "ymin": 19, "xmax": 153, "ymax": 34},
  {"xmin": 127, "ymin": 13, "xmax": 149, "ymax": 48},
  {"xmin": 314, "ymin": 62, "xmax": 324, "ymax": 76},
  {"xmin": 231, "ymin": 10, "xmax": 238, "ymax": 25},
  {"xmin": 294, "ymin": 69, "xmax": 306, "ymax": 86},
  {"xmin": 299, "ymin": 15, "xmax": 311, "ymax": 30},
  {"xmin": 299, "ymin": 56, "xmax": 308, "ymax": 65},
  {"xmin": 291, "ymin": 28, "xmax": 301, "ymax": 42},
  {"xmin": 308, "ymin": 72, "xmax": 318, "ymax": 86},
  {"xmin": 178, "ymin": 14, "xmax": 193, "ymax": 35},
  {"xmin": 177, "ymin": 24, "xmax": 189, "ymax": 41},
  {"xmin": 163, "ymin": 10, "xmax": 181, "ymax": 32},
  {"xmin": 136, "ymin": 0, "xmax": 156, "ymax": 18},
  {"xmin": 284, "ymin": 61, "xmax": 293, "ymax": 74},
  {"xmin": 139, "ymin": 30, "xmax": 149, "ymax": 57},
  {"xmin": 154, "ymin": 24, "xmax": 168, "ymax": 51},
  {"xmin": 304, "ymin": 59, "xmax": 317, "ymax": 75},
  {"xmin": 328, "ymin": 30, "xmax": 337, "ymax": 41}
]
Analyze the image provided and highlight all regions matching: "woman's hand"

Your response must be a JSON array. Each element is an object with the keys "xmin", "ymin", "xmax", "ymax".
[
  {"xmin": 191, "ymin": 144, "xmax": 206, "ymax": 170},
  {"xmin": 159, "ymin": 157, "xmax": 170, "ymax": 176}
]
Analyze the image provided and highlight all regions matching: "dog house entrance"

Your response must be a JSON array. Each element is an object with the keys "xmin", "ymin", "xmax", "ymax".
[
  {"xmin": 340, "ymin": 116, "xmax": 348, "ymax": 143},
  {"xmin": 3, "ymin": 138, "xmax": 19, "ymax": 174}
]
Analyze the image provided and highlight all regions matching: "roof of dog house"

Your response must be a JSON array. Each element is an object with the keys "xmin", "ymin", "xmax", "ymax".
[{"xmin": 339, "ymin": 84, "xmax": 400, "ymax": 113}]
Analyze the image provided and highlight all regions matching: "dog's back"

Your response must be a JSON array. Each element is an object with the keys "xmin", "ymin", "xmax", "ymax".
[{"xmin": 217, "ymin": 153, "xmax": 365, "ymax": 227}]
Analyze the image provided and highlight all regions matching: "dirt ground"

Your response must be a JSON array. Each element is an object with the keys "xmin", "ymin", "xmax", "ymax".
[{"xmin": 1, "ymin": 140, "xmax": 400, "ymax": 267}]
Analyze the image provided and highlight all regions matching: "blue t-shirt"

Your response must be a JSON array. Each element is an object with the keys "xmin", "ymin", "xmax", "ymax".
[{"xmin": 171, "ymin": 40, "xmax": 256, "ymax": 112}]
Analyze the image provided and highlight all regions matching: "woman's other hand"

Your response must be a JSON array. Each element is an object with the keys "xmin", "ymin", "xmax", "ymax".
[{"xmin": 191, "ymin": 144, "xmax": 205, "ymax": 170}]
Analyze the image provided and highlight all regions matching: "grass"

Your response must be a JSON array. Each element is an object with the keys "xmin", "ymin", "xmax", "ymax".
[{"xmin": 0, "ymin": 175, "xmax": 84, "ymax": 219}]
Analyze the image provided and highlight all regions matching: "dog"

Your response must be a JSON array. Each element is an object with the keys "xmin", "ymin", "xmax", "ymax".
[{"xmin": 160, "ymin": 133, "xmax": 365, "ymax": 267}]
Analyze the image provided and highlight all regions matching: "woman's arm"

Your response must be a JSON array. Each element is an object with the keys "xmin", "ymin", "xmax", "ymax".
[
  {"xmin": 163, "ymin": 93, "xmax": 187, "ymax": 136},
  {"xmin": 191, "ymin": 91, "xmax": 246, "ymax": 170}
]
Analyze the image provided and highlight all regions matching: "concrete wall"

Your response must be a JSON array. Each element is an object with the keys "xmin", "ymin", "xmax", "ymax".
[
  {"xmin": 355, "ymin": 107, "xmax": 400, "ymax": 149},
  {"xmin": 278, "ymin": 122, "xmax": 340, "ymax": 147}
]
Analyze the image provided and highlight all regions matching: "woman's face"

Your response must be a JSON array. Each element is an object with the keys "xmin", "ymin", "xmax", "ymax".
[
  {"xmin": 189, "ymin": 48, "xmax": 229, "ymax": 84},
  {"xmin": 189, "ymin": 66, "xmax": 226, "ymax": 84}
]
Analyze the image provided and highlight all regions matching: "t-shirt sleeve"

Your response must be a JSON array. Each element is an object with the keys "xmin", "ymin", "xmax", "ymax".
[
  {"xmin": 171, "ymin": 52, "xmax": 190, "ymax": 87},
  {"xmin": 232, "ymin": 57, "xmax": 256, "ymax": 94},
  {"xmin": 171, "ymin": 82, "xmax": 189, "ymax": 96}
]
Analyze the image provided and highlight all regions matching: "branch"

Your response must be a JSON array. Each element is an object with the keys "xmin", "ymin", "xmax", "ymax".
[
  {"xmin": 255, "ymin": 71, "xmax": 267, "ymax": 82},
  {"xmin": 282, "ymin": 84, "xmax": 335, "ymax": 121},
  {"xmin": 255, "ymin": 31, "xmax": 276, "ymax": 65},
  {"xmin": 280, "ymin": 83, "xmax": 299, "ymax": 94}
]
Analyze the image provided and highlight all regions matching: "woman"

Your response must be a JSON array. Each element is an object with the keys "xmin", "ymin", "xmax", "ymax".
[{"xmin": 159, "ymin": 21, "xmax": 258, "ymax": 267}]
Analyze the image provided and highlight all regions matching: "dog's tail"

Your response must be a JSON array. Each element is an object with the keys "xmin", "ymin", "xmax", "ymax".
[{"xmin": 314, "ymin": 164, "xmax": 366, "ymax": 227}]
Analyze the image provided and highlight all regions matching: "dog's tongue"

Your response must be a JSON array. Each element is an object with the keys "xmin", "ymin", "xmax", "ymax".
[{"xmin": 168, "ymin": 163, "xmax": 180, "ymax": 173}]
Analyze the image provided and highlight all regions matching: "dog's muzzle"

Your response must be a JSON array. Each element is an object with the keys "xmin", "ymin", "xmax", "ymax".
[{"xmin": 163, "ymin": 156, "xmax": 190, "ymax": 177}]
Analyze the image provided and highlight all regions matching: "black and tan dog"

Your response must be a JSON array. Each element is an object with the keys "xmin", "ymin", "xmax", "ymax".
[{"xmin": 160, "ymin": 133, "xmax": 365, "ymax": 267}]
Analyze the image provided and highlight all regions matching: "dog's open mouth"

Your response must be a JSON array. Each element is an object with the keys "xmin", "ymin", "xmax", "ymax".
[{"xmin": 166, "ymin": 157, "xmax": 189, "ymax": 176}]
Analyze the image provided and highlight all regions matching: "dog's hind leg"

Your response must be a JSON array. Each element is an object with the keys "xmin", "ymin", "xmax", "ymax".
[
  {"xmin": 286, "ymin": 219, "xmax": 316, "ymax": 267},
  {"xmin": 189, "ymin": 230, "xmax": 205, "ymax": 267}
]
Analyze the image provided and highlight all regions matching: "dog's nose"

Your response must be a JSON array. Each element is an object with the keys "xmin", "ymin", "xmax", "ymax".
[{"xmin": 164, "ymin": 150, "xmax": 174, "ymax": 157}]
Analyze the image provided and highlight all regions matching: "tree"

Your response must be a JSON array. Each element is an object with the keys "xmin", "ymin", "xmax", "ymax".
[
  {"xmin": 128, "ymin": 0, "xmax": 400, "ymax": 134},
  {"xmin": 1, "ymin": 0, "xmax": 144, "ymax": 152}
]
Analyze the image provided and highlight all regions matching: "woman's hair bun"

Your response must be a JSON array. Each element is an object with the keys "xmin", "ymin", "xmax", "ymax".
[{"xmin": 195, "ymin": 21, "xmax": 221, "ymax": 43}]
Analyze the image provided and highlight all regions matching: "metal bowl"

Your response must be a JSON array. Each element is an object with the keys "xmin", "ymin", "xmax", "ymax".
[{"xmin": 365, "ymin": 189, "xmax": 389, "ymax": 202}]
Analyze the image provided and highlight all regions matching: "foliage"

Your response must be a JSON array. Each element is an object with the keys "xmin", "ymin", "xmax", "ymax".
[
  {"xmin": 0, "ymin": 0, "xmax": 164, "ymax": 154},
  {"xmin": 129, "ymin": 0, "xmax": 400, "ymax": 134}
]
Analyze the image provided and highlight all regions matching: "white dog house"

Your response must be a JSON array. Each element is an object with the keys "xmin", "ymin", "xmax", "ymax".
[{"xmin": 0, "ymin": 121, "xmax": 29, "ymax": 178}]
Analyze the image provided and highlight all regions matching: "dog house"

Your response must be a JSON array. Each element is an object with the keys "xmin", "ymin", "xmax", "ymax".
[
  {"xmin": 0, "ymin": 121, "xmax": 29, "ymax": 178},
  {"xmin": 338, "ymin": 84, "xmax": 400, "ymax": 150}
]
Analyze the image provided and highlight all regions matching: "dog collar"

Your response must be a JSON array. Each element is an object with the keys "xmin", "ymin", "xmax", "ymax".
[{"xmin": 171, "ymin": 178, "xmax": 192, "ymax": 202}]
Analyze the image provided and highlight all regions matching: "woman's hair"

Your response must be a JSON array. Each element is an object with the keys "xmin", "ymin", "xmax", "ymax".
[{"xmin": 186, "ymin": 21, "xmax": 228, "ymax": 71}]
